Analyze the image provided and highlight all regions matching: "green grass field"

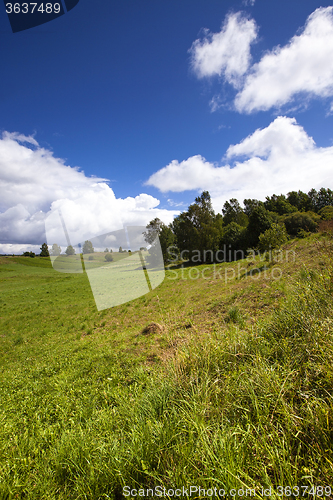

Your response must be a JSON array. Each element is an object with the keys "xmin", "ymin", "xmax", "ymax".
[{"xmin": 0, "ymin": 237, "xmax": 332, "ymax": 499}]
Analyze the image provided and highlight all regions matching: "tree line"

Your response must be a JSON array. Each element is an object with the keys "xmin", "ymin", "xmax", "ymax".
[
  {"xmin": 145, "ymin": 187, "xmax": 333, "ymax": 265},
  {"xmin": 30, "ymin": 187, "xmax": 333, "ymax": 263},
  {"xmin": 28, "ymin": 241, "xmax": 132, "ymax": 260}
]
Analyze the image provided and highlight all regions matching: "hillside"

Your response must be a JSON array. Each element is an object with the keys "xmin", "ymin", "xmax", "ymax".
[{"xmin": 0, "ymin": 234, "xmax": 332, "ymax": 498}]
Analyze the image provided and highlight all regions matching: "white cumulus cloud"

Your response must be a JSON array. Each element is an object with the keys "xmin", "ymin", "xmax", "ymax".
[
  {"xmin": 189, "ymin": 12, "xmax": 258, "ymax": 88},
  {"xmin": 235, "ymin": 6, "xmax": 333, "ymax": 112},
  {"xmin": 146, "ymin": 116, "xmax": 333, "ymax": 211},
  {"xmin": 191, "ymin": 7, "xmax": 333, "ymax": 114},
  {"xmin": 0, "ymin": 132, "xmax": 178, "ymax": 253}
]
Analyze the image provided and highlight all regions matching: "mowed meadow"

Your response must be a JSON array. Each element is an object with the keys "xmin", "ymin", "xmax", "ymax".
[{"xmin": 0, "ymin": 235, "xmax": 333, "ymax": 499}]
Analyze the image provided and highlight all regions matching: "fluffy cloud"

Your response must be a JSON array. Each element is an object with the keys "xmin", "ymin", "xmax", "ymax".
[
  {"xmin": 146, "ymin": 116, "xmax": 333, "ymax": 211},
  {"xmin": 0, "ymin": 133, "xmax": 177, "ymax": 253},
  {"xmin": 189, "ymin": 12, "xmax": 257, "ymax": 87},
  {"xmin": 236, "ymin": 7, "xmax": 333, "ymax": 112},
  {"xmin": 145, "ymin": 155, "xmax": 217, "ymax": 193},
  {"xmin": 192, "ymin": 7, "xmax": 333, "ymax": 113}
]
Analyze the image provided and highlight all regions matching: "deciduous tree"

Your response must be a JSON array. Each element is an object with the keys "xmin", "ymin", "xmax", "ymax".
[
  {"xmin": 82, "ymin": 240, "xmax": 94, "ymax": 254},
  {"xmin": 40, "ymin": 243, "xmax": 49, "ymax": 257},
  {"xmin": 65, "ymin": 245, "xmax": 75, "ymax": 256}
]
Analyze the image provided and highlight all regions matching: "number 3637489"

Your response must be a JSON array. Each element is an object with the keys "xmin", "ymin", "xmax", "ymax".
[{"xmin": 5, "ymin": 3, "xmax": 61, "ymax": 14}]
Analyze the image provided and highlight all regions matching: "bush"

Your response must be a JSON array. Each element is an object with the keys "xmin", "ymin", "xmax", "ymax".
[
  {"xmin": 105, "ymin": 253, "xmax": 113, "ymax": 262},
  {"xmin": 258, "ymin": 223, "xmax": 288, "ymax": 252},
  {"xmin": 23, "ymin": 251, "xmax": 35, "ymax": 258},
  {"xmin": 319, "ymin": 206, "xmax": 333, "ymax": 220},
  {"xmin": 283, "ymin": 212, "xmax": 318, "ymax": 236}
]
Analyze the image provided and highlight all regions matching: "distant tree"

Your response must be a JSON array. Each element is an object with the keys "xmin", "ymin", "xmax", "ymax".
[
  {"xmin": 82, "ymin": 240, "xmax": 94, "ymax": 254},
  {"xmin": 287, "ymin": 190, "xmax": 311, "ymax": 212},
  {"xmin": 144, "ymin": 217, "xmax": 176, "ymax": 264},
  {"xmin": 104, "ymin": 248, "xmax": 109, "ymax": 252},
  {"xmin": 23, "ymin": 251, "xmax": 35, "ymax": 258},
  {"xmin": 65, "ymin": 245, "xmax": 75, "ymax": 256},
  {"xmin": 172, "ymin": 191, "xmax": 222, "ymax": 263},
  {"xmin": 307, "ymin": 189, "xmax": 319, "ymax": 211},
  {"xmin": 258, "ymin": 223, "xmax": 288, "ymax": 253},
  {"xmin": 245, "ymin": 206, "xmax": 276, "ymax": 247},
  {"xmin": 119, "ymin": 246, "xmax": 123, "ymax": 253},
  {"xmin": 222, "ymin": 198, "xmax": 248, "ymax": 227},
  {"xmin": 51, "ymin": 243, "xmax": 61, "ymax": 256},
  {"xmin": 40, "ymin": 243, "xmax": 50, "ymax": 257},
  {"xmin": 264, "ymin": 194, "xmax": 297, "ymax": 215},
  {"xmin": 105, "ymin": 253, "xmax": 113, "ymax": 262},
  {"xmin": 316, "ymin": 188, "xmax": 333, "ymax": 211},
  {"xmin": 221, "ymin": 222, "xmax": 247, "ymax": 261},
  {"xmin": 144, "ymin": 218, "xmax": 164, "ymax": 245},
  {"xmin": 305, "ymin": 188, "xmax": 333, "ymax": 212},
  {"xmin": 243, "ymin": 198, "xmax": 265, "ymax": 217}
]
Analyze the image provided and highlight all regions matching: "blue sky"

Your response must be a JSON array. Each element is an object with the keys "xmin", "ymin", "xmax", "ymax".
[{"xmin": 1, "ymin": 0, "xmax": 333, "ymax": 253}]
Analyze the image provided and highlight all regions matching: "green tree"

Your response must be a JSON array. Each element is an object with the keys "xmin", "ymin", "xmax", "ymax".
[
  {"xmin": 51, "ymin": 243, "xmax": 61, "ymax": 256},
  {"xmin": 143, "ymin": 218, "xmax": 164, "ymax": 245},
  {"xmin": 319, "ymin": 206, "xmax": 333, "ymax": 220},
  {"xmin": 82, "ymin": 240, "xmax": 94, "ymax": 254},
  {"xmin": 105, "ymin": 253, "xmax": 113, "ymax": 262},
  {"xmin": 264, "ymin": 194, "xmax": 297, "ymax": 215},
  {"xmin": 104, "ymin": 248, "xmax": 109, "ymax": 252},
  {"xmin": 287, "ymin": 190, "xmax": 311, "ymax": 212},
  {"xmin": 40, "ymin": 243, "xmax": 49, "ymax": 257},
  {"xmin": 220, "ymin": 222, "xmax": 247, "ymax": 261},
  {"xmin": 172, "ymin": 191, "xmax": 222, "ymax": 263},
  {"xmin": 245, "ymin": 206, "xmax": 276, "ymax": 247},
  {"xmin": 65, "ymin": 245, "xmax": 75, "ymax": 256},
  {"xmin": 316, "ymin": 188, "xmax": 333, "ymax": 211},
  {"xmin": 222, "ymin": 198, "xmax": 248, "ymax": 226},
  {"xmin": 144, "ymin": 218, "xmax": 175, "ymax": 264},
  {"xmin": 23, "ymin": 251, "xmax": 35, "ymax": 258},
  {"xmin": 243, "ymin": 198, "xmax": 265, "ymax": 216},
  {"xmin": 118, "ymin": 246, "xmax": 123, "ymax": 253},
  {"xmin": 258, "ymin": 223, "xmax": 288, "ymax": 253}
]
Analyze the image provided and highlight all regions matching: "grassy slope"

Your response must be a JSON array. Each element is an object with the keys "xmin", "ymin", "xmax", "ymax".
[{"xmin": 0, "ymin": 237, "xmax": 332, "ymax": 499}]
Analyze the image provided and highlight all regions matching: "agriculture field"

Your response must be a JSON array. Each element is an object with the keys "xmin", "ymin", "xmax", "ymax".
[{"xmin": 0, "ymin": 236, "xmax": 332, "ymax": 499}]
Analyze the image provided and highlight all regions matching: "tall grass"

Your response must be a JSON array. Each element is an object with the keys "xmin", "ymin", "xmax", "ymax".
[{"xmin": 0, "ymin": 243, "xmax": 332, "ymax": 498}]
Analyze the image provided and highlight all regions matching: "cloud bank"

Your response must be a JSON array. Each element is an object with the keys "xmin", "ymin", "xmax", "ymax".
[
  {"xmin": 0, "ymin": 133, "xmax": 178, "ymax": 253},
  {"xmin": 146, "ymin": 116, "xmax": 333, "ymax": 211}
]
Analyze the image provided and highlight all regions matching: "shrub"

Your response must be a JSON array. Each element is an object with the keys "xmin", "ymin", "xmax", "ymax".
[
  {"xmin": 319, "ymin": 206, "xmax": 333, "ymax": 220},
  {"xmin": 105, "ymin": 253, "xmax": 113, "ymax": 262},
  {"xmin": 283, "ymin": 211, "xmax": 318, "ymax": 236},
  {"xmin": 258, "ymin": 223, "xmax": 288, "ymax": 252},
  {"xmin": 23, "ymin": 251, "xmax": 35, "ymax": 258}
]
